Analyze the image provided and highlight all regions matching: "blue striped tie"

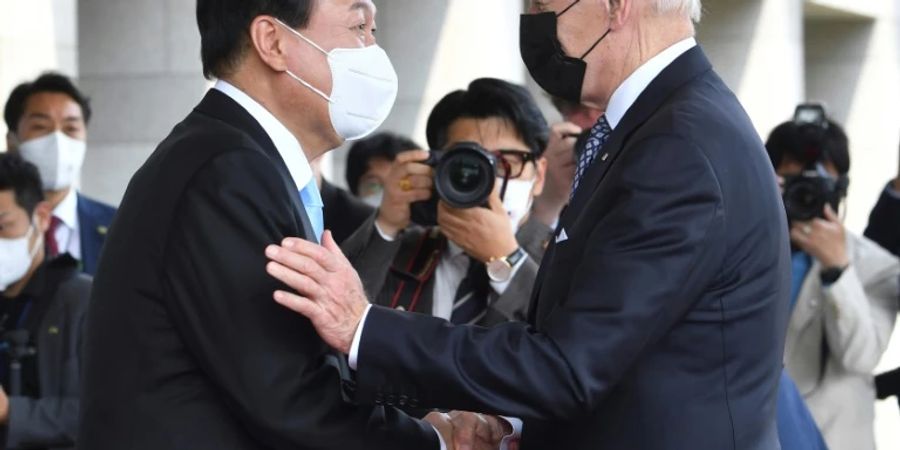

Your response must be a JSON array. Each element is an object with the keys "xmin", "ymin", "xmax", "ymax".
[{"xmin": 571, "ymin": 115, "xmax": 612, "ymax": 199}]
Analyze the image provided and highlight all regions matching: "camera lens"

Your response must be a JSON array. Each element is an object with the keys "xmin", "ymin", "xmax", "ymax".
[
  {"xmin": 784, "ymin": 178, "xmax": 825, "ymax": 222},
  {"xmin": 433, "ymin": 143, "xmax": 497, "ymax": 209}
]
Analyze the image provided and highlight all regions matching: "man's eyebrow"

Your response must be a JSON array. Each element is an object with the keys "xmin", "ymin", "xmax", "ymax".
[{"xmin": 23, "ymin": 112, "xmax": 52, "ymax": 121}]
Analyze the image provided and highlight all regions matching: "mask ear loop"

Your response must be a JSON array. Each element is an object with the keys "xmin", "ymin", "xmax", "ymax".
[
  {"xmin": 580, "ymin": 28, "xmax": 612, "ymax": 59},
  {"xmin": 274, "ymin": 19, "xmax": 335, "ymax": 103},
  {"xmin": 556, "ymin": 0, "xmax": 581, "ymax": 17}
]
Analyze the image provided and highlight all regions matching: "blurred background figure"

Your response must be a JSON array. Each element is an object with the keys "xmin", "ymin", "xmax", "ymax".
[
  {"xmin": 345, "ymin": 132, "xmax": 420, "ymax": 208},
  {"xmin": 0, "ymin": 153, "xmax": 89, "ymax": 450},
  {"xmin": 766, "ymin": 106, "xmax": 900, "ymax": 450},
  {"xmin": 343, "ymin": 78, "xmax": 550, "ymax": 325},
  {"xmin": 3, "ymin": 73, "xmax": 115, "ymax": 275}
]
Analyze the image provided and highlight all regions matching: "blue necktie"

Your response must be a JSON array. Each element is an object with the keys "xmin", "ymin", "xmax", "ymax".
[
  {"xmin": 299, "ymin": 180, "xmax": 324, "ymax": 243},
  {"xmin": 571, "ymin": 115, "xmax": 612, "ymax": 199}
]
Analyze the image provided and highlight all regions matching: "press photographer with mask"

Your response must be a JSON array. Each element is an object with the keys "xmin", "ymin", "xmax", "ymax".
[
  {"xmin": 342, "ymin": 78, "xmax": 550, "ymax": 326},
  {"xmin": 766, "ymin": 106, "xmax": 900, "ymax": 450},
  {"xmin": 0, "ymin": 153, "xmax": 89, "ymax": 450}
]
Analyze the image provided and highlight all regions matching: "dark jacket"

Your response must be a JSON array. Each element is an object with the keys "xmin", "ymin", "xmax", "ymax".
[
  {"xmin": 865, "ymin": 184, "xmax": 900, "ymax": 257},
  {"xmin": 343, "ymin": 214, "xmax": 550, "ymax": 326},
  {"xmin": 2, "ymin": 256, "xmax": 89, "ymax": 450},
  {"xmin": 320, "ymin": 180, "xmax": 375, "ymax": 245},
  {"xmin": 78, "ymin": 90, "xmax": 438, "ymax": 450},
  {"xmin": 351, "ymin": 47, "xmax": 790, "ymax": 449},
  {"xmin": 75, "ymin": 194, "xmax": 115, "ymax": 276}
]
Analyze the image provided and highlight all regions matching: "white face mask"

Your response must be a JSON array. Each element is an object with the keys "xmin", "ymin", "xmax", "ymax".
[
  {"xmin": 500, "ymin": 178, "xmax": 536, "ymax": 235},
  {"xmin": 276, "ymin": 20, "xmax": 399, "ymax": 142},
  {"xmin": 0, "ymin": 221, "xmax": 42, "ymax": 292},
  {"xmin": 361, "ymin": 190, "xmax": 384, "ymax": 209},
  {"xmin": 17, "ymin": 131, "xmax": 87, "ymax": 191}
]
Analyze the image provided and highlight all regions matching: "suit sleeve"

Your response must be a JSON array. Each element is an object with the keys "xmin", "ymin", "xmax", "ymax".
[
  {"xmin": 864, "ymin": 186, "xmax": 900, "ymax": 257},
  {"xmin": 354, "ymin": 135, "xmax": 727, "ymax": 421},
  {"xmin": 161, "ymin": 150, "xmax": 438, "ymax": 450}
]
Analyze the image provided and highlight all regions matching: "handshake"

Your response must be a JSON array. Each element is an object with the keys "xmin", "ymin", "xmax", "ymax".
[{"xmin": 425, "ymin": 411, "xmax": 520, "ymax": 450}]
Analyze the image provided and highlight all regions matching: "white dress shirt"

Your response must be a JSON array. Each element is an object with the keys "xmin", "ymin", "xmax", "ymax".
[
  {"xmin": 214, "ymin": 80, "xmax": 315, "ymax": 193},
  {"xmin": 350, "ymin": 38, "xmax": 698, "ymax": 449},
  {"xmin": 53, "ymin": 188, "xmax": 81, "ymax": 260}
]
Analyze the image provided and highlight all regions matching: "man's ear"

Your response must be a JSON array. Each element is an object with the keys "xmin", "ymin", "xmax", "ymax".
[
  {"xmin": 249, "ymin": 15, "xmax": 292, "ymax": 73},
  {"xmin": 609, "ymin": 0, "xmax": 633, "ymax": 30},
  {"xmin": 33, "ymin": 201, "xmax": 53, "ymax": 235}
]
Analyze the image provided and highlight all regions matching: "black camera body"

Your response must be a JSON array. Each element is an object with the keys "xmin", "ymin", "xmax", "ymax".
[
  {"xmin": 410, "ymin": 142, "xmax": 499, "ymax": 227},
  {"xmin": 781, "ymin": 104, "xmax": 849, "ymax": 222}
]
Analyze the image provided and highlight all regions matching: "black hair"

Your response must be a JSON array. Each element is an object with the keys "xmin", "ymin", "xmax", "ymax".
[
  {"xmin": 765, "ymin": 119, "xmax": 851, "ymax": 175},
  {"xmin": 345, "ymin": 132, "xmax": 419, "ymax": 195},
  {"xmin": 0, "ymin": 153, "xmax": 45, "ymax": 216},
  {"xmin": 3, "ymin": 72, "xmax": 92, "ymax": 133},
  {"xmin": 197, "ymin": 0, "xmax": 316, "ymax": 79},
  {"xmin": 426, "ymin": 78, "xmax": 550, "ymax": 157}
]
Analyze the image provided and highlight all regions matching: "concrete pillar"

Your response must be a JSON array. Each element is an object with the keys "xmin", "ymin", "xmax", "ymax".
[
  {"xmin": 697, "ymin": 0, "xmax": 806, "ymax": 138},
  {"xmin": 0, "ymin": 0, "xmax": 77, "ymax": 139},
  {"xmin": 77, "ymin": 0, "xmax": 207, "ymax": 205}
]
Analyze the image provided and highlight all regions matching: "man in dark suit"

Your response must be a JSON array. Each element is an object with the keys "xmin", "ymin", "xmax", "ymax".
[
  {"xmin": 266, "ymin": 1, "xmax": 790, "ymax": 448},
  {"xmin": 4, "ymin": 73, "xmax": 116, "ymax": 275},
  {"xmin": 0, "ymin": 154, "xmax": 89, "ymax": 450},
  {"xmin": 78, "ymin": 1, "xmax": 500, "ymax": 449}
]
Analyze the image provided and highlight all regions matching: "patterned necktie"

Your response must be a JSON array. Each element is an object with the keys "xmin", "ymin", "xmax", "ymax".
[
  {"xmin": 299, "ymin": 180, "xmax": 324, "ymax": 243},
  {"xmin": 450, "ymin": 256, "xmax": 491, "ymax": 325},
  {"xmin": 44, "ymin": 216, "xmax": 62, "ymax": 258},
  {"xmin": 571, "ymin": 115, "xmax": 612, "ymax": 199}
]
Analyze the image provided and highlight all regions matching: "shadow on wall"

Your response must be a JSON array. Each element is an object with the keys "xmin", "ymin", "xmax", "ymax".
[
  {"xmin": 804, "ymin": 18, "xmax": 875, "ymax": 124},
  {"xmin": 695, "ymin": 0, "xmax": 765, "ymax": 92}
]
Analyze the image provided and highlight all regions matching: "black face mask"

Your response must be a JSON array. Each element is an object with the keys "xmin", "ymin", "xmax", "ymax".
[{"xmin": 520, "ymin": 0, "xmax": 611, "ymax": 103}]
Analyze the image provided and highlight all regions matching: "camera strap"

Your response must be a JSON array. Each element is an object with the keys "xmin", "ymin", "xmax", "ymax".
[{"xmin": 388, "ymin": 228, "xmax": 446, "ymax": 313}]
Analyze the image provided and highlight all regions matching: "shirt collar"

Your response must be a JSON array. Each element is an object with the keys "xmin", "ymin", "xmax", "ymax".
[
  {"xmin": 53, "ymin": 188, "xmax": 79, "ymax": 231},
  {"xmin": 213, "ymin": 80, "xmax": 313, "ymax": 192},
  {"xmin": 605, "ymin": 37, "xmax": 697, "ymax": 130}
]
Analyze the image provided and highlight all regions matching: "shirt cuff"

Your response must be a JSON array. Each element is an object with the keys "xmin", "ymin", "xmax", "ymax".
[
  {"xmin": 490, "ymin": 254, "xmax": 529, "ymax": 295},
  {"xmin": 348, "ymin": 304, "xmax": 373, "ymax": 370},
  {"xmin": 373, "ymin": 219, "xmax": 397, "ymax": 242},
  {"xmin": 500, "ymin": 416, "xmax": 523, "ymax": 450},
  {"xmin": 432, "ymin": 424, "xmax": 448, "ymax": 450}
]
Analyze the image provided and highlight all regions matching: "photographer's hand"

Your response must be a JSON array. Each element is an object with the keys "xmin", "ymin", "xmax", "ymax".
[
  {"xmin": 438, "ymin": 186, "xmax": 519, "ymax": 264},
  {"xmin": 791, "ymin": 205, "xmax": 849, "ymax": 269},
  {"xmin": 376, "ymin": 150, "xmax": 434, "ymax": 239}
]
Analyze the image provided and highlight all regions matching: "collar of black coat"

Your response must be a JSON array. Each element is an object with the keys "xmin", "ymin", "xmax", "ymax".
[
  {"xmin": 17, "ymin": 254, "xmax": 80, "ymax": 303},
  {"xmin": 564, "ymin": 45, "xmax": 713, "ymax": 220},
  {"xmin": 191, "ymin": 88, "xmax": 319, "ymax": 244}
]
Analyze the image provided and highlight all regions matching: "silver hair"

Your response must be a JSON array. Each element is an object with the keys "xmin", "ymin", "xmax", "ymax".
[{"xmin": 653, "ymin": 0, "xmax": 702, "ymax": 22}]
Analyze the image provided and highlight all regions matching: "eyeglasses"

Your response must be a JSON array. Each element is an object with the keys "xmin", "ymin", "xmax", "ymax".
[{"xmin": 490, "ymin": 150, "xmax": 537, "ymax": 179}]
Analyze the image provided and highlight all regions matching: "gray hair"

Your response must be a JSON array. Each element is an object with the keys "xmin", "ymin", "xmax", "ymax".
[{"xmin": 653, "ymin": 0, "xmax": 702, "ymax": 22}]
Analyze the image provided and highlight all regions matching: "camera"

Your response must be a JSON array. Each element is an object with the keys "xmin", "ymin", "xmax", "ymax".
[
  {"xmin": 781, "ymin": 104, "xmax": 849, "ymax": 222},
  {"xmin": 410, "ymin": 142, "xmax": 499, "ymax": 226}
]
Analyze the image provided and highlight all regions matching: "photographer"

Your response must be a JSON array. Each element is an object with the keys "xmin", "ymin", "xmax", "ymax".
[
  {"xmin": 342, "ymin": 78, "xmax": 551, "ymax": 325},
  {"xmin": 0, "ymin": 153, "xmax": 88, "ymax": 449},
  {"xmin": 766, "ymin": 109, "xmax": 900, "ymax": 450}
]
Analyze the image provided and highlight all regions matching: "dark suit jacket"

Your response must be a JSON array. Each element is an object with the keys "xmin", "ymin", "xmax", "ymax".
[
  {"xmin": 78, "ymin": 90, "xmax": 438, "ymax": 450},
  {"xmin": 74, "ymin": 194, "xmax": 115, "ymax": 276},
  {"xmin": 344, "ymin": 214, "xmax": 550, "ymax": 325},
  {"xmin": 320, "ymin": 179, "xmax": 375, "ymax": 245},
  {"xmin": 3, "ymin": 256, "xmax": 89, "ymax": 450},
  {"xmin": 865, "ymin": 184, "xmax": 900, "ymax": 257},
  {"xmin": 352, "ymin": 47, "xmax": 791, "ymax": 449}
]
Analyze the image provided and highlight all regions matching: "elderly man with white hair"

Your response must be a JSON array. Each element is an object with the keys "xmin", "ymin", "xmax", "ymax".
[{"xmin": 265, "ymin": 0, "xmax": 791, "ymax": 448}]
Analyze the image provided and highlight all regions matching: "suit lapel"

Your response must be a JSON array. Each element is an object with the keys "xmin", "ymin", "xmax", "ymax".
[
  {"xmin": 194, "ymin": 90, "xmax": 316, "ymax": 243},
  {"xmin": 530, "ymin": 47, "xmax": 714, "ymax": 326}
]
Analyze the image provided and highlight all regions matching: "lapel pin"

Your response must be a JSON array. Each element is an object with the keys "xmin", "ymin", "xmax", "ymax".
[
  {"xmin": 97, "ymin": 226, "xmax": 109, "ymax": 236},
  {"xmin": 48, "ymin": 326, "xmax": 60, "ymax": 335}
]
